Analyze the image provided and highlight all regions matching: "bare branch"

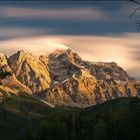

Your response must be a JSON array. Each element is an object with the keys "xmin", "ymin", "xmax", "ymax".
[
  {"xmin": 129, "ymin": 0, "xmax": 140, "ymax": 30},
  {"xmin": 129, "ymin": 6, "xmax": 140, "ymax": 17},
  {"xmin": 129, "ymin": 0, "xmax": 140, "ymax": 5}
]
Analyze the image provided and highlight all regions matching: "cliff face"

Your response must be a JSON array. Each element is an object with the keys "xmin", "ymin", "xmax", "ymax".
[
  {"xmin": 36, "ymin": 49, "xmax": 140, "ymax": 107},
  {"xmin": 46, "ymin": 49, "xmax": 82, "ymax": 82},
  {"xmin": 0, "ymin": 53, "xmax": 31, "ymax": 100},
  {"xmin": 8, "ymin": 50, "xmax": 51, "ymax": 93},
  {"xmin": 0, "ymin": 49, "xmax": 139, "ymax": 107}
]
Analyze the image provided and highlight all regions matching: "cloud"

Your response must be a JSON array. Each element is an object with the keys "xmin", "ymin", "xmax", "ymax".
[
  {"xmin": 0, "ymin": 4, "xmax": 137, "ymax": 38},
  {"xmin": 0, "ymin": 27, "xmax": 47, "ymax": 40},
  {"xmin": 0, "ymin": 36, "xmax": 68, "ymax": 56},
  {"xmin": 0, "ymin": 5, "xmax": 132, "ymax": 23},
  {"xmin": 0, "ymin": 25, "xmax": 66, "ymax": 41},
  {"xmin": 0, "ymin": 6, "xmax": 105, "ymax": 20},
  {"xmin": 0, "ymin": 33, "xmax": 140, "ymax": 80}
]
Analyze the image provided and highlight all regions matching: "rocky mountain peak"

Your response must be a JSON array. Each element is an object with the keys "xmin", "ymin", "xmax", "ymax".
[
  {"xmin": 65, "ymin": 48, "xmax": 82, "ymax": 64},
  {"xmin": 48, "ymin": 48, "xmax": 81, "ymax": 63},
  {"xmin": 0, "ymin": 53, "xmax": 8, "ymax": 66},
  {"xmin": 36, "ymin": 49, "xmax": 140, "ymax": 107},
  {"xmin": 47, "ymin": 48, "xmax": 82, "ymax": 82},
  {"xmin": 0, "ymin": 48, "xmax": 139, "ymax": 108},
  {"xmin": 0, "ymin": 53, "xmax": 12, "ymax": 79},
  {"xmin": 9, "ymin": 50, "xmax": 37, "ymax": 65},
  {"xmin": 0, "ymin": 52, "xmax": 31, "ymax": 95},
  {"xmin": 17, "ymin": 49, "xmax": 26, "ymax": 54},
  {"xmin": 8, "ymin": 50, "xmax": 51, "ymax": 93},
  {"xmin": 15, "ymin": 50, "xmax": 26, "ymax": 58}
]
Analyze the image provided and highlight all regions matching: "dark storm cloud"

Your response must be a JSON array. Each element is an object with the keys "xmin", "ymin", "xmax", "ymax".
[{"xmin": 0, "ymin": 1, "xmax": 137, "ymax": 40}]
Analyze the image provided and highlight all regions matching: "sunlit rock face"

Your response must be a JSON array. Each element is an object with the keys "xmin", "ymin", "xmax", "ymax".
[
  {"xmin": 0, "ymin": 53, "xmax": 31, "ymax": 95},
  {"xmin": 36, "ymin": 49, "xmax": 140, "ymax": 108},
  {"xmin": 0, "ymin": 48, "xmax": 139, "ymax": 108},
  {"xmin": 0, "ymin": 53, "xmax": 12, "ymax": 79},
  {"xmin": 46, "ymin": 49, "xmax": 82, "ymax": 82},
  {"xmin": 8, "ymin": 50, "xmax": 51, "ymax": 93}
]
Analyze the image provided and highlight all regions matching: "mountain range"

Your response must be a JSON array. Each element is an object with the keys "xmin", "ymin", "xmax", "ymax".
[{"xmin": 0, "ymin": 48, "xmax": 139, "ymax": 108}]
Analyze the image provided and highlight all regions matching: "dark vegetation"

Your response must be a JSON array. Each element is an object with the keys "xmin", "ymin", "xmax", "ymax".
[{"xmin": 0, "ymin": 93, "xmax": 140, "ymax": 140}]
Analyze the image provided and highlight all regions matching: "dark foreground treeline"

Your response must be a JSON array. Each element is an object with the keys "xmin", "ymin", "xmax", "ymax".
[{"xmin": 0, "ymin": 94, "xmax": 140, "ymax": 140}]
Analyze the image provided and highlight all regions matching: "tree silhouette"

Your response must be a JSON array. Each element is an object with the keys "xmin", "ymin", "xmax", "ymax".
[{"xmin": 129, "ymin": 0, "xmax": 140, "ymax": 30}]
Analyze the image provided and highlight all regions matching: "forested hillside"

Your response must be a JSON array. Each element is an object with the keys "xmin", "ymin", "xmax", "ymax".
[{"xmin": 0, "ymin": 95, "xmax": 140, "ymax": 140}]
